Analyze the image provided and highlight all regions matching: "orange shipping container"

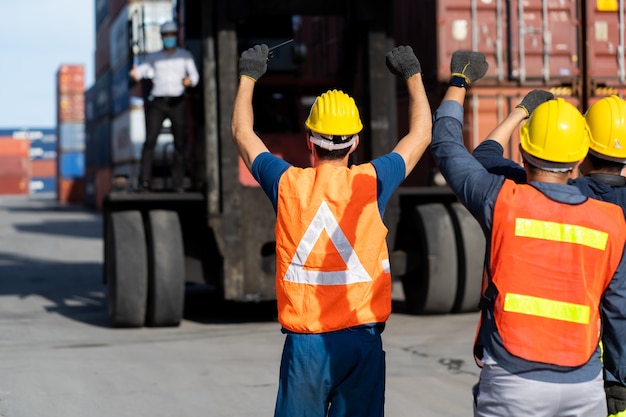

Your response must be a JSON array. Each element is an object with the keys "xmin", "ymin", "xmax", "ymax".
[
  {"xmin": 0, "ymin": 156, "xmax": 29, "ymax": 177},
  {"xmin": 0, "ymin": 176, "xmax": 29, "ymax": 195},
  {"xmin": 57, "ymin": 65, "xmax": 85, "ymax": 94},
  {"xmin": 31, "ymin": 159, "xmax": 57, "ymax": 178},
  {"xmin": 58, "ymin": 93, "xmax": 85, "ymax": 123},
  {"xmin": 57, "ymin": 177, "xmax": 85, "ymax": 204},
  {"xmin": 0, "ymin": 138, "xmax": 30, "ymax": 157}
]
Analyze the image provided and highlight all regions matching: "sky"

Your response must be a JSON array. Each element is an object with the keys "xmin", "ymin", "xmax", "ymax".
[{"xmin": 0, "ymin": 0, "xmax": 94, "ymax": 129}]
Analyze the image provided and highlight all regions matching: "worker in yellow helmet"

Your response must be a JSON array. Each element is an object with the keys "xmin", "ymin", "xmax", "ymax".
[
  {"xmin": 232, "ymin": 44, "xmax": 431, "ymax": 417},
  {"xmin": 431, "ymin": 51, "xmax": 626, "ymax": 416},
  {"xmin": 472, "ymin": 93, "xmax": 626, "ymax": 416}
]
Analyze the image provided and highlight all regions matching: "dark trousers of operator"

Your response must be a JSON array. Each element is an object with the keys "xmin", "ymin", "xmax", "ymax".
[{"xmin": 141, "ymin": 96, "xmax": 187, "ymax": 188}]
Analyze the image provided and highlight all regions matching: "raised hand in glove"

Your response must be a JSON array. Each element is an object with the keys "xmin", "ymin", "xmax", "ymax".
[
  {"xmin": 606, "ymin": 382, "xmax": 626, "ymax": 417},
  {"xmin": 517, "ymin": 89, "xmax": 555, "ymax": 118},
  {"xmin": 239, "ymin": 44, "xmax": 269, "ymax": 82},
  {"xmin": 450, "ymin": 50, "xmax": 489, "ymax": 86},
  {"xmin": 386, "ymin": 45, "xmax": 421, "ymax": 79}
]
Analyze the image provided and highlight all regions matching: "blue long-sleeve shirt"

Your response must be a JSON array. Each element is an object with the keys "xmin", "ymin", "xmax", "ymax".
[
  {"xmin": 432, "ymin": 100, "xmax": 626, "ymax": 383},
  {"xmin": 473, "ymin": 138, "xmax": 626, "ymax": 385}
]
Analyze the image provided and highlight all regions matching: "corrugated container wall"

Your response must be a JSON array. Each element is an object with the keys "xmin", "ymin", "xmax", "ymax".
[
  {"xmin": 0, "ymin": 138, "xmax": 30, "ymax": 195},
  {"xmin": 402, "ymin": 0, "xmax": 581, "ymax": 88}
]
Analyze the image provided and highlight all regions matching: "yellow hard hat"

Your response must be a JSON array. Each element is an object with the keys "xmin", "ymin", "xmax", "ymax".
[
  {"xmin": 584, "ymin": 95, "xmax": 626, "ymax": 163},
  {"xmin": 305, "ymin": 90, "xmax": 363, "ymax": 136},
  {"xmin": 520, "ymin": 98, "xmax": 590, "ymax": 165}
]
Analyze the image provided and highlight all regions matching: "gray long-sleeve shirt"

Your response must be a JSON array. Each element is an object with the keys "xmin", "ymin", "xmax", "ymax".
[{"xmin": 432, "ymin": 100, "xmax": 626, "ymax": 383}]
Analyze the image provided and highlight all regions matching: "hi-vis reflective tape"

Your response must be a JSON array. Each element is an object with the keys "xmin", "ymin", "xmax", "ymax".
[
  {"xmin": 515, "ymin": 218, "xmax": 608, "ymax": 250},
  {"xmin": 504, "ymin": 293, "xmax": 590, "ymax": 324}
]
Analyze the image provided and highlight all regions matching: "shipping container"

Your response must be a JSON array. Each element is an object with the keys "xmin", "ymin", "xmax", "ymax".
[
  {"xmin": 94, "ymin": 70, "xmax": 112, "ymax": 120},
  {"xmin": 86, "ymin": 117, "xmax": 112, "ymax": 168},
  {"xmin": 58, "ymin": 122, "xmax": 86, "ymax": 152},
  {"xmin": 399, "ymin": 0, "xmax": 580, "ymax": 88},
  {"xmin": 0, "ymin": 155, "xmax": 29, "ymax": 177},
  {"xmin": 59, "ymin": 152, "xmax": 86, "ymax": 179},
  {"xmin": 57, "ymin": 93, "xmax": 85, "ymax": 123},
  {"xmin": 29, "ymin": 177, "xmax": 56, "ymax": 194},
  {"xmin": 57, "ymin": 65, "xmax": 85, "ymax": 94},
  {"xmin": 95, "ymin": 0, "xmax": 109, "ymax": 31},
  {"xmin": 0, "ymin": 176, "xmax": 29, "ymax": 195},
  {"xmin": 96, "ymin": 18, "xmax": 111, "ymax": 77},
  {"xmin": 0, "ymin": 138, "xmax": 30, "ymax": 156},
  {"xmin": 30, "ymin": 140, "xmax": 57, "ymax": 161},
  {"xmin": 57, "ymin": 178, "xmax": 85, "ymax": 203},
  {"xmin": 31, "ymin": 159, "xmax": 57, "ymax": 178}
]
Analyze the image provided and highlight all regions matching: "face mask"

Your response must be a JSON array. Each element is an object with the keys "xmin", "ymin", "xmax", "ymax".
[{"xmin": 162, "ymin": 36, "xmax": 177, "ymax": 49}]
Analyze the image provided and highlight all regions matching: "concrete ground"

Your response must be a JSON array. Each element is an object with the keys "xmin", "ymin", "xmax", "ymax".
[{"xmin": 0, "ymin": 194, "xmax": 478, "ymax": 417}]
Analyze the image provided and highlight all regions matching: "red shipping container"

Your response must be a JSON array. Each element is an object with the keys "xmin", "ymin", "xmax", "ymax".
[
  {"xmin": 31, "ymin": 159, "xmax": 57, "ymax": 178},
  {"xmin": 585, "ymin": 1, "xmax": 626, "ymax": 85},
  {"xmin": 0, "ymin": 156, "xmax": 28, "ymax": 177},
  {"xmin": 402, "ymin": 0, "xmax": 580, "ymax": 86},
  {"xmin": 0, "ymin": 176, "xmax": 29, "ymax": 195},
  {"xmin": 57, "ymin": 65, "xmax": 85, "ymax": 94},
  {"xmin": 462, "ymin": 86, "xmax": 581, "ymax": 165},
  {"xmin": 0, "ymin": 139, "xmax": 30, "ymax": 157},
  {"xmin": 57, "ymin": 178, "xmax": 85, "ymax": 204},
  {"xmin": 58, "ymin": 93, "xmax": 85, "ymax": 123}
]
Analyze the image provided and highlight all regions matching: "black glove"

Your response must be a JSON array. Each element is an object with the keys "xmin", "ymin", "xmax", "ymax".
[
  {"xmin": 386, "ymin": 45, "xmax": 421, "ymax": 79},
  {"xmin": 450, "ymin": 50, "xmax": 489, "ymax": 85},
  {"xmin": 606, "ymin": 382, "xmax": 626, "ymax": 416},
  {"xmin": 516, "ymin": 89, "xmax": 555, "ymax": 118},
  {"xmin": 238, "ymin": 44, "xmax": 269, "ymax": 82}
]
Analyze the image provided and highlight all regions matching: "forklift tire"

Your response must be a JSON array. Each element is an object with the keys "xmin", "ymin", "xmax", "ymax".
[
  {"xmin": 402, "ymin": 203, "xmax": 458, "ymax": 314},
  {"xmin": 449, "ymin": 203, "xmax": 485, "ymax": 313},
  {"xmin": 106, "ymin": 210, "xmax": 148, "ymax": 327},
  {"xmin": 145, "ymin": 210, "xmax": 185, "ymax": 327}
]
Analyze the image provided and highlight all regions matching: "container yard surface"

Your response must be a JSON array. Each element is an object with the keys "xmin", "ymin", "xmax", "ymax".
[{"xmin": 0, "ymin": 195, "xmax": 478, "ymax": 417}]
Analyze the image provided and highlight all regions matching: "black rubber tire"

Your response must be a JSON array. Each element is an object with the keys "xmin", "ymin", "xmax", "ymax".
[
  {"xmin": 449, "ymin": 203, "xmax": 486, "ymax": 313},
  {"xmin": 145, "ymin": 210, "xmax": 185, "ymax": 327},
  {"xmin": 402, "ymin": 203, "xmax": 458, "ymax": 314},
  {"xmin": 106, "ymin": 210, "xmax": 148, "ymax": 327}
]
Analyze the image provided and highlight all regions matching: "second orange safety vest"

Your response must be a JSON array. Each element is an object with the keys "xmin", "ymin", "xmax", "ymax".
[
  {"xmin": 488, "ymin": 180, "xmax": 626, "ymax": 366},
  {"xmin": 275, "ymin": 163, "xmax": 392, "ymax": 333}
]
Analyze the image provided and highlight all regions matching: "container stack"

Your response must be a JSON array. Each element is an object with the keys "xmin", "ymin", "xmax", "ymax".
[
  {"xmin": 109, "ymin": 0, "xmax": 174, "ymax": 185},
  {"xmin": 395, "ymin": 0, "xmax": 626, "ymax": 172},
  {"xmin": 56, "ymin": 64, "xmax": 86, "ymax": 203},
  {"xmin": 84, "ymin": 0, "xmax": 113, "ymax": 209},
  {"xmin": 26, "ymin": 129, "xmax": 57, "ymax": 195},
  {"xmin": 0, "ymin": 133, "xmax": 30, "ymax": 195},
  {"xmin": 85, "ymin": 0, "xmax": 173, "ymax": 208}
]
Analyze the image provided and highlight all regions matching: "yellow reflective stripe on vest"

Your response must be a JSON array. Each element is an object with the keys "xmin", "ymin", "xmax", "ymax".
[
  {"xmin": 609, "ymin": 409, "xmax": 626, "ymax": 417},
  {"xmin": 503, "ymin": 293, "xmax": 590, "ymax": 324},
  {"xmin": 515, "ymin": 218, "xmax": 609, "ymax": 250}
]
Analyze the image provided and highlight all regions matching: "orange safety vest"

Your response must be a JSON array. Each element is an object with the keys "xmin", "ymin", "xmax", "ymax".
[
  {"xmin": 275, "ymin": 163, "xmax": 392, "ymax": 333},
  {"xmin": 487, "ymin": 180, "xmax": 626, "ymax": 366}
]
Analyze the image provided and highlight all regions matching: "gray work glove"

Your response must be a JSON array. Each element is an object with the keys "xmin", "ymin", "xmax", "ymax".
[
  {"xmin": 516, "ymin": 89, "xmax": 555, "ymax": 118},
  {"xmin": 606, "ymin": 382, "xmax": 626, "ymax": 416},
  {"xmin": 386, "ymin": 45, "xmax": 421, "ymax": 79},
  {"xmin": 450, "ymin": 50, "xmax": 489, "ymax": 85},
  {"xmin": 238, "ymin": 44, "xmax": 269, "ymax": 82}
]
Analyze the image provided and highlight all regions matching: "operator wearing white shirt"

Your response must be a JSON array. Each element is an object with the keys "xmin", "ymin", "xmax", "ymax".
[{"xmin": 130, "ymin": 20, "xmax": 199, "ymax": 192}]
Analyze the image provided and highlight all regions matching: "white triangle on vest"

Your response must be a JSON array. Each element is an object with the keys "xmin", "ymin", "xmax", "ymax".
[{"xmin": 283, "ymin": 200, "xmax": 373, "ymax": 285}]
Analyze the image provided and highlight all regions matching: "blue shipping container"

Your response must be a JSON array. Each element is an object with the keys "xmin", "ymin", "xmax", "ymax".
[
  {"xmin": 30, "ymin": 177, "xmax": 56, "ymax": 194},
  {"xmin": 58, "ymin": 122, "xmax": 85, "ymax": 152},
  {"xmin": 59, "ymin": 152, "xmax": 85, "ymax": 178},
  {"xmin": 30, "ymin": 139, "xmax": 57, "ymax": 160}
]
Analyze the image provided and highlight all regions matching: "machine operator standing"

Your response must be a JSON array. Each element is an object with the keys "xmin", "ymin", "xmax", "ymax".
[{"xmin": 130, "ymin": 20, "xmax": 199, "ymax": 192}]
